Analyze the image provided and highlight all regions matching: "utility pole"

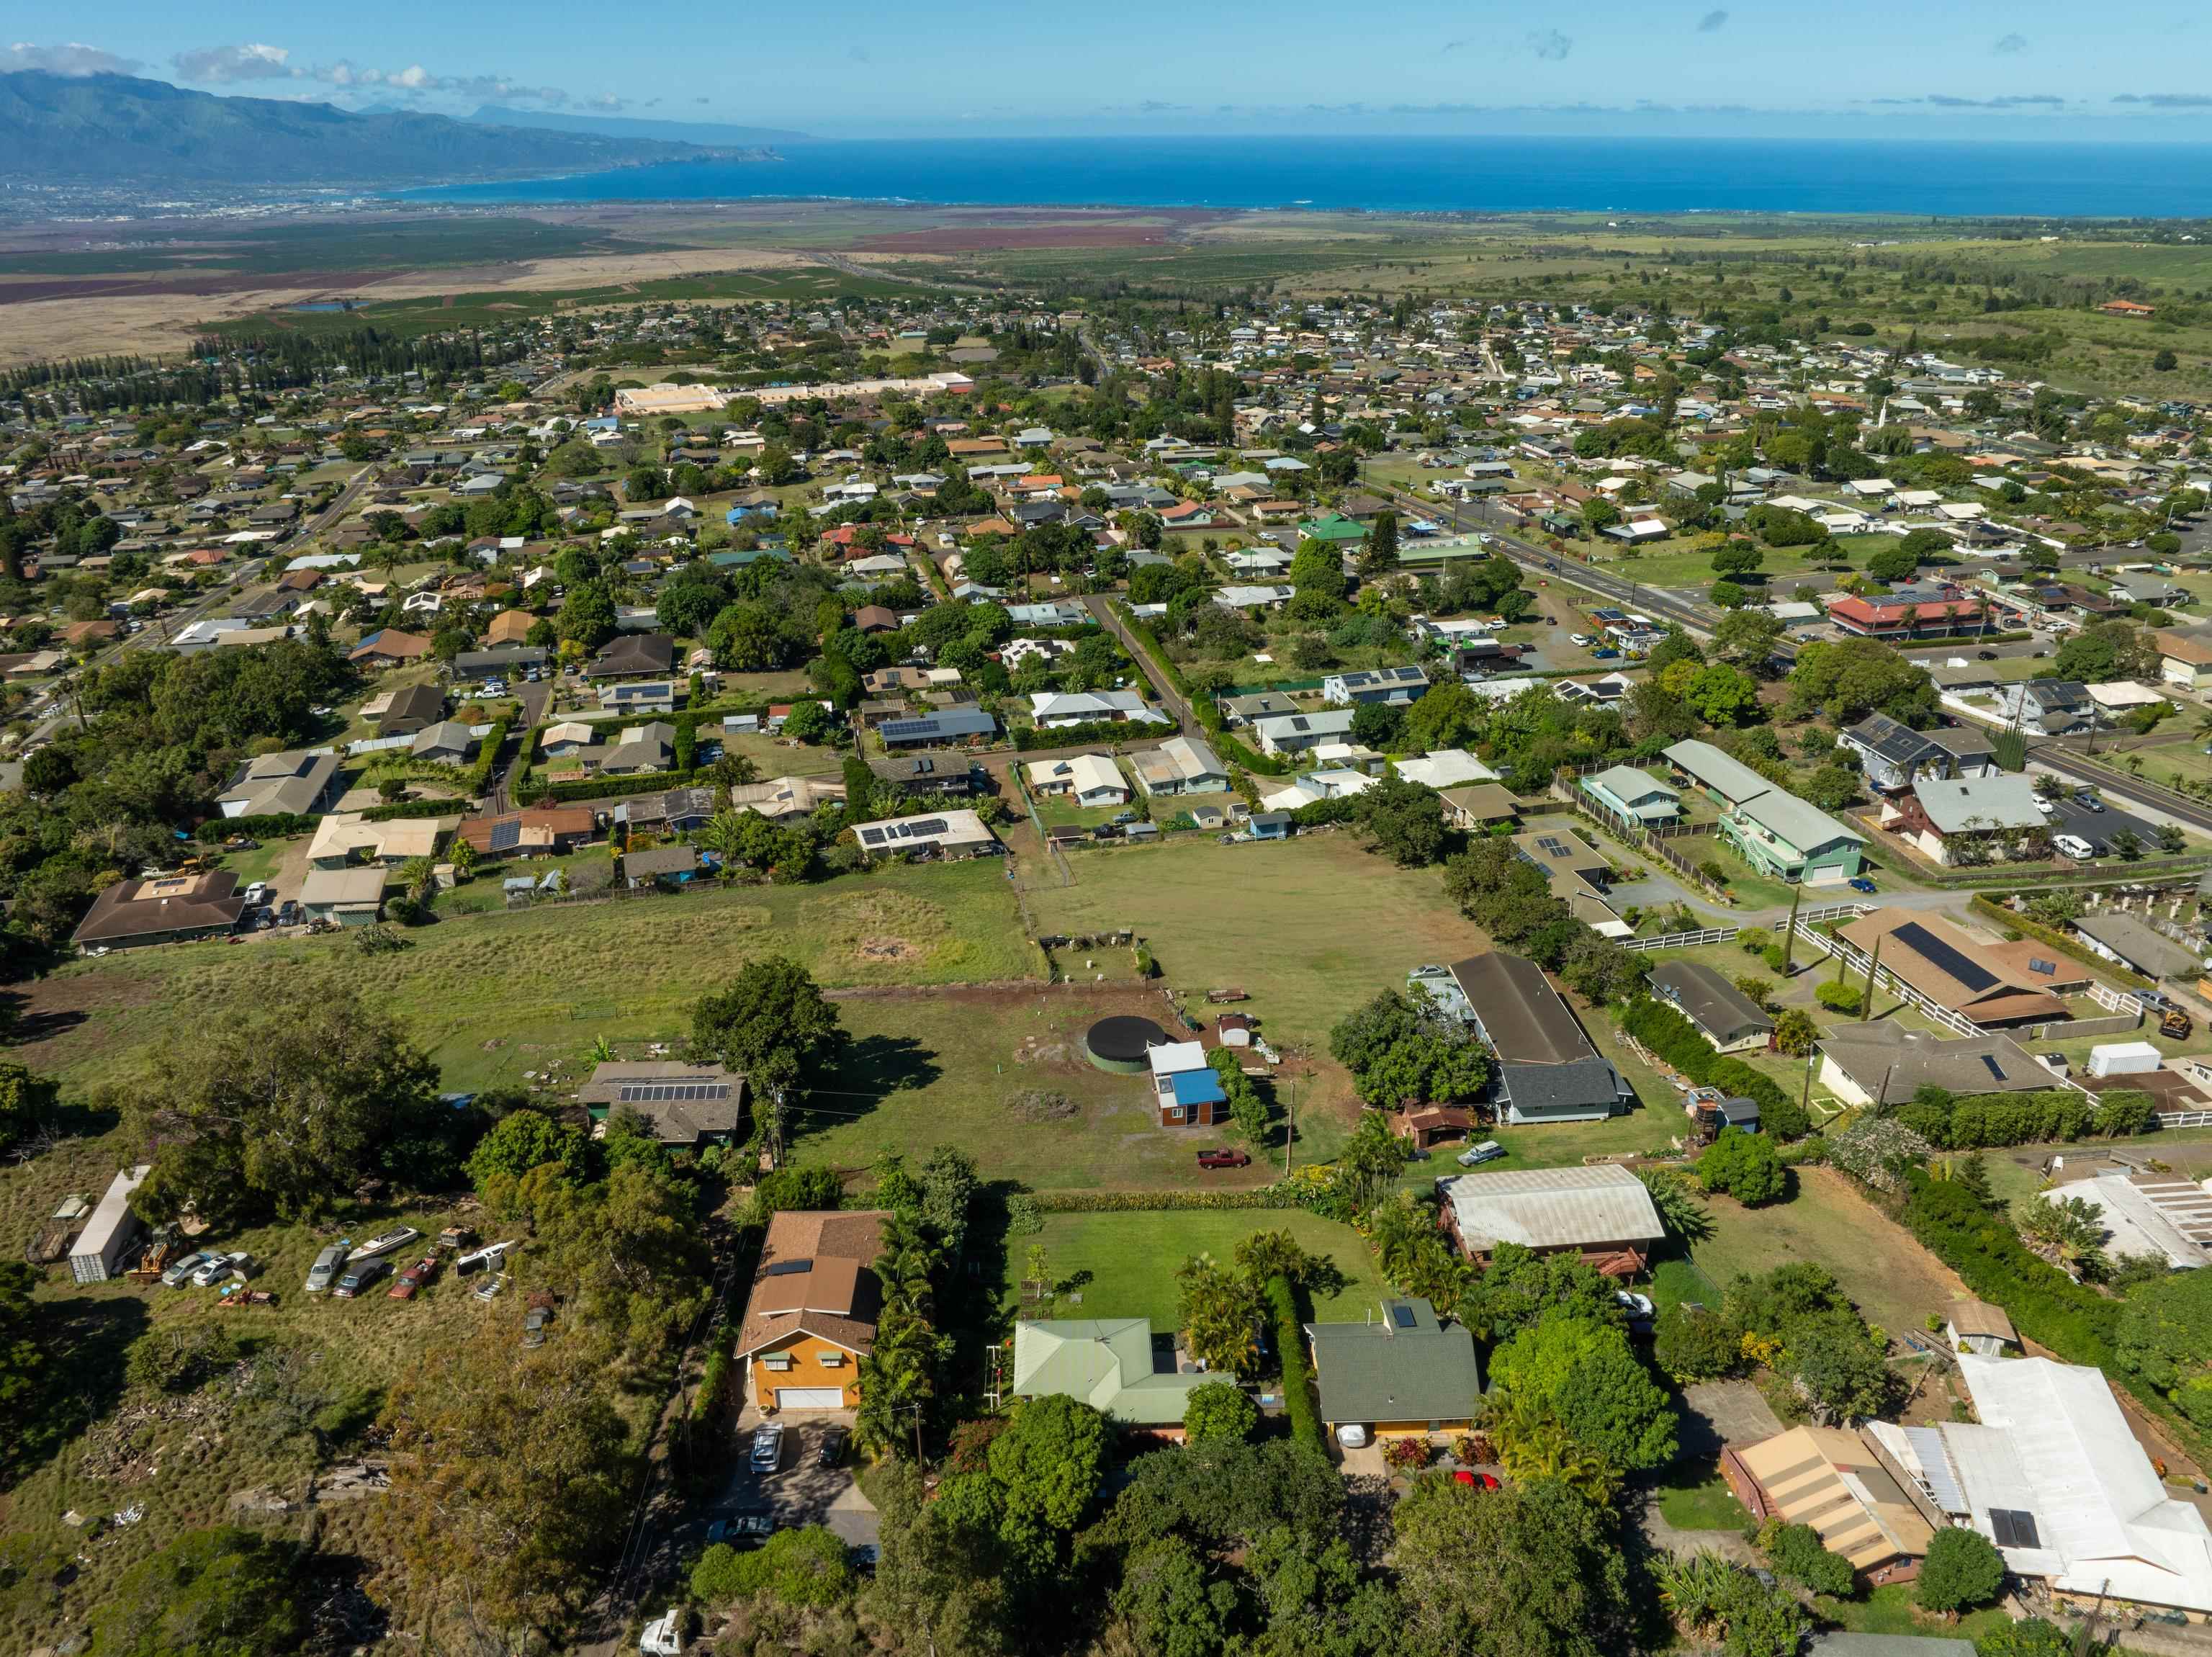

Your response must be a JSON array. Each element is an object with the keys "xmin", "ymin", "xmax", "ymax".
[
  {"xmin": 1861, "ymin": 933, "xmax": 1885, "ymax": 1020},
  {"xmin": 1782, "ymin": 881, "xmax": 1805, "ymax": 973}
]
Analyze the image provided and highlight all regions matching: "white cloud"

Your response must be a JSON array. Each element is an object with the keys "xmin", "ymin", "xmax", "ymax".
[
  {"xmin": 168, "ymin": 42, "xmax": 588, "ymax": 107},
  {"xmin": 171, "ymin": 42, "xmax": 293, "ymax": 82},
  {"xmin": 3, "ymin": 40, "xmax": 140, "ymax": 75}
]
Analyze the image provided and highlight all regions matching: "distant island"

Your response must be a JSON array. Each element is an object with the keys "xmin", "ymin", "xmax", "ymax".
[
  {"xmin": 0, "ymin": 71, "xmax": 779, "ymax": 192},
  {"xmin": 467, "ymin": 105, "xmax": 808, "ymax": 147}
]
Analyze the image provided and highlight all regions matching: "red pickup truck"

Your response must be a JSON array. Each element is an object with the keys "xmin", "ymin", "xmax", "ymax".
[{"xmin": 1197, "ymin": 1148, "xmax": 1251, "ymax": 1169}]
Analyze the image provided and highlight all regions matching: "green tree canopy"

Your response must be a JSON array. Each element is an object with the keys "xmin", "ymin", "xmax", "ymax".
[{"xmin": 1488, "ymin": 1315, "xmax": 1678, "ymax": 1471}]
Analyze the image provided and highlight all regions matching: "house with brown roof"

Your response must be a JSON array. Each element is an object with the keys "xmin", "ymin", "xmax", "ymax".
[
  {"xmin": 71, "ymin": 868, "xmax": 246, "ymax": 950},
  {"xmin": 736, "ymin": 1210, "xmax": 887, "ymax": 1412},
  {"xmin": 1836, "ymin": 908, "xmax": 2066, "ymax": 1025},
  {"xmin": 1721, "ymin": 1425, "xmax": 1933, "ymax": 1587},
  {"xmin": 348, "ymin": 628, "xmax": 433, "ymax": 669},
  {"xmin": 575, "ymin": 1060, "xmax": 745, "ymax": 1146},
  {"xmin": 485, "ymin": 609, "xmax": 537, "ymax": 647}
]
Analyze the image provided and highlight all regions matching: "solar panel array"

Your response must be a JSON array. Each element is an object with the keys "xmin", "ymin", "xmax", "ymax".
[
  {"xmin": 488, "ymin": 818, "xmax": 523, "ymax": 853},
  {"xmin": 1990, "ymin": 1509, "xmax": 2041, "ymax": 1550},
  {"xmin": 763, "ymin": 1258, "xmax": 812, "ymax": 1277},
  {"xmin": 1536, "ymin": 835, "xmax": 1574, "ymax": 859},
  {"xmin": 2027, "ymin": 957, "xmax": 2057, "ymax": 976},
  {"xmin": 616, "ymin": 1081, "xmax": 732, "ymax": 1103},
  {"xmin": 1892, "ymin": 920, "xmax": 2000, "ymax": 992},
  {"xmin": 878, "ymin": 719, "xmax": 940, "ymax": 740}
]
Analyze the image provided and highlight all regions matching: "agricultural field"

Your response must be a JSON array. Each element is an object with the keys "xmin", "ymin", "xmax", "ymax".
[
  {"xmin": 9, "ymin": 861, "xmax": 1042, "ymax": 1097},
  {"xmin": 996, "ymin": 1208, "xmax": 1388, "ymax": 1332}
]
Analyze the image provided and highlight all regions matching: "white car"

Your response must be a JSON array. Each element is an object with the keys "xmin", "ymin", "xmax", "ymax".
[
  {"xmin": 750, "ymin": 1422, "xmax": 786, "ymax": 1473},
  {"xmin": 639, "ymin": 1607, "xmax": 685, "ymax": 1656},
  {"xmin": 1569, "ymin": 633, "xmax": 1593, "ymax": 647},
  {"xmin": 1334, "ymin": 1423, "xmax": 1372, "ymax": 1449},
  {"xmin": 2054, "ymin": 833, "xmax": 2096, "ymax": 861},
  {"xmin": 191, "ymin": 1250, "xmax": 251, "ymax": 1287}
]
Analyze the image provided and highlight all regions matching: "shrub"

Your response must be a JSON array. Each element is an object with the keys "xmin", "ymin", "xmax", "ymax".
[
  {"xmin": 1761, "ymin": 945, "xmax": 1789, "ymax": 975},
  {"xmin": 1759, "ymin": 1519, "xmax": 1856, "ymax": 1597},
  {"xmin": 1382, "ymin": 1436, "xmax": 1431, "ymax": 1472},
  {"xmin": 1654, "ymin": 1303, "xmax": 1740, "ymax": 1384},
  {"xmin": 1917, "ymin": 1526, "xmax": 2005, "ymax": 1614},
  {"xmin": 1814, "ymin": 982, "xmax": 1862, "ymax": 1015},
  {"xmin": 1899, "ymin": 1171, "xmax": 2120, "ymax": 1366},
  {"xmin": 1182, "ymin": 1380, "xmax": 1259, "ymax": 1446},
  {"xmin": 1699, "ymin": 1128, "xmax": 1789, "ymax": 1205},
  {"xmin": 1617, "ymin": 999, "xmax": 1802, "ymax": 1138}
]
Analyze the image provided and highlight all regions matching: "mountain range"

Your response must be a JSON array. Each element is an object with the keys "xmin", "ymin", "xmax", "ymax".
[
  {"xmin": 468, "ymin": 105, "xmax": 808, "ymax": 146},
  {"xmin": 0, "ymin": 71, "xmax": 773, "ymax": 188}
]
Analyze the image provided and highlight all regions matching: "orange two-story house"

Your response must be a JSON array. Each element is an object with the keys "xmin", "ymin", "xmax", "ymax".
[{"xmin": 736, "ymin": 1209, "xmax": 886, "ymax": 1413}]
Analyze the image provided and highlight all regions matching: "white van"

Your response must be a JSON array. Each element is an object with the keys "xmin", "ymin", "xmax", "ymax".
[{"xmin": 2054, "ymin": 833, "xmax": 2096, "ymax": 861}]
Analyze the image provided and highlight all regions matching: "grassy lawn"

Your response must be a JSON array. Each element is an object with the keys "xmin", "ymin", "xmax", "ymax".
[
  {"xmin": 1665, "ymin": 831, "xmax": 1810, "ymax": 912},
  {"xmin": 1978, "ymin": 1125, "xmax": 2212, "ymax": 1206},
  {"xmin": 794, "ymin": 987, "xmax": 1355, "ymax": 1191},
  {"xmin": 217, "ymin": 835, "xmax": 297, "ymax": 890},
  {"xmin": 1681, "ymin": 1167, "xmax": 1967, "ymax": 1340},
  {"xmin": 1024, "ymin": 835, "xmax": 1491, "ymax": 1056},
  {"xmin": 1033, "ymin": 793, "xmax": 1130, "ymax": 832},
  {"xmin": 999, "ymin": 1209, "xmax": 1388, "ymax": 1330},
  {"xmin": 1653, "ymin": 1460, "xmax": 1754, "ymax": 1532},
  {"xmin": 16, "ymin": 861, "xmax": 1042, "ymax": 1096},
  {"xmin": 1809, "ymin": 1586, "xmax": 2015, "ymax": 1644}
]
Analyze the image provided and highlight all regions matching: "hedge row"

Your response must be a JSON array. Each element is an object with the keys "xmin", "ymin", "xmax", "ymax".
[
  {"xmin": 1012, "ymin": 719, "xmax": 1143, "ymax": 752},
  {"xmin": 362, "ymin": 796, "xmax": 472, "ymax": 822},
  {"xmin": 462, "ymin": 718, "xmax": 513, "ymax": 798},
  {"xmin": 1893, "ymin": 1087, "xmax": 2154, "ymax": 1150},
  {"xmin": 1618, "ymin": 996, "xmax": 1807, "ymax": 1139},
  {"xmin": 1030, "ymin": 1187, "xmax": 1306, "ymax": 1213},
  {"xmin": 1896, "ymin": 1169, "xmax": 2121, "ymax": 1365},
  {"xmin": 194, "ymin": 811, "xmax": 320, "ymax": 842},
  {"xmin": 1966, "ymin": 895, "xmax": 2156, "ymax": 992},
  {"xmin": 1266, "ymin": 1273, "xmax": 1326, "ymax": 1455},
  {"xmin": 529, "ymin": 767, "xmax": 701, "ymax": 804}
]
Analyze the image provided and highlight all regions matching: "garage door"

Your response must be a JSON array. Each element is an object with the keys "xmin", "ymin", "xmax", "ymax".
[{"xmin": 775, "ymin": 1387, "xmax": 845, "ymax": 1410}]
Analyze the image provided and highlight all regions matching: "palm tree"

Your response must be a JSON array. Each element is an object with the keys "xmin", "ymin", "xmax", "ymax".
[
  {"xmin": 2015, "ymin": 1195, "xmax": 2109, "ymax": 1280},
  {"xmin": 1484, "ymin": 1391, "xmax": 1620, "ymax": 1506},
  {"xmin": 588, "ymin": 1034, "xmax": 617, "ymax": 1064},
  {"xmin": 397, "ymin": 856, "xmax": 437, "ymax": 902}
]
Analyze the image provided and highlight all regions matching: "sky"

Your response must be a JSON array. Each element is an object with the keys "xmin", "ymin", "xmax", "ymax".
[{"xmin": 5, "ymin": 0, "xmax": 2212, "ymax": 140}]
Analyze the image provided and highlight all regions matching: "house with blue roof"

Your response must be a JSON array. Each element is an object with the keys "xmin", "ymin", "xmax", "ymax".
[{"xmin": 1146, "ymin": 1040, "xmax": 1228, "ymax": 1128}]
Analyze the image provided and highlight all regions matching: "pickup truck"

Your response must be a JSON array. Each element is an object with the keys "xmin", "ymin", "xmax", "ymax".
[{"xmin": 1197, "ymin": 1148, "xmax": 1251, "ymax": 1169}]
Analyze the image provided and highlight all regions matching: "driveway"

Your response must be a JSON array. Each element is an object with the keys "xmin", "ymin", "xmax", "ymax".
[
  {"xmin": 1678, "ymin": 1380, "xmax": 1784, "ymax": 1458},
  {"xmin": 724, "ymin": 1407, "xmax": 878, "ymax": 1552}
]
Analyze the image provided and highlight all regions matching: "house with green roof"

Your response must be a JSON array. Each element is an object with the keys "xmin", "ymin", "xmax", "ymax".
[
  {"xmin": 1296, "ymin": 513, "xmax": 1367, "ymax": 547},
  {"xmin": 1010, "ymin": 1319, "xmax": 1215, "ymax": 1429},
  {"xmin": 1663, "ymin": 738, "xmax": 1864, "ymax": 883},
  {"xmin": 1580, "ymin": 764, "xmax": 1681, "ymax": 827},
  {"xmin": 1304, "ymin": 1298, "xmax": 1483, "ymax": 1441}
]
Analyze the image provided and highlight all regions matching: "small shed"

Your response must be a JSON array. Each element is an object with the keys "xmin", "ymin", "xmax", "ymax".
[
  {"xmin": 1217, "ymin": 1013, "xmax": 1255, "ymax": 1048},
  {"xmin": 1945, "ymin": 1299, "xmax": 2020, "ymax": 1357},
  {"xmin": 70, "ymin": 1164, "xmax": 152, "ymax": 1285}
]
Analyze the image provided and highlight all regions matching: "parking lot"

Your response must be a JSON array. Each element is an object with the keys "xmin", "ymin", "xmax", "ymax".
[
  {"xmin": 2042, "ymin": 792, "xmax": 2163, "ymax": 858},
  {"xmin": 719, "ymin": 1409, "xmax": 878, "ymax": 1553}
]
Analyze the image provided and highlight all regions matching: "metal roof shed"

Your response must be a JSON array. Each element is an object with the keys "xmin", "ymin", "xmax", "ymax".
[{"xmin": 70, "ymin": 1164, "xmax": 151, "ymax": 1284}]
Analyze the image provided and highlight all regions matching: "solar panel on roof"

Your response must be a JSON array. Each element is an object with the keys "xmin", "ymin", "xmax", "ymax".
[
  {"xmin": 2027, "ymin": 958, "xmax": 2056, "ymax": 976},
  {"xmin": 1892, "ymin": 920, "xmax": 2000, "ymax": 992},
  {"xmin": 907, "ymin": 818, "xmax": 948, "ymax": 835},
  {"xmin": 859, "ymin": 827, "xmax": 886, "ymax": 845},
  {"xmin": 1536, "ymin": 835, "xmax": 1573, "ymax": 858},
  {"xmin": 1990, "ymin": 1509, "xmax": 2041, "ymax": 1550},
  {"xmin": 763, "ymin": 1258, "xmax": 812, "ymax": 1277},
  {"xmin": 487, "ymin": 817, "xmax": 523, "ymax": 853},
  {"xmin": 1389, "ymin": 1303, "xmax": 1416, "ymax": 1328}
]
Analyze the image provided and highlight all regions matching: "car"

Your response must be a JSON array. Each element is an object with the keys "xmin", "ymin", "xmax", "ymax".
[
  {"xmin": 1847, "ymin": 876, "xmax": 1877, "ymax": 894},
  {"xmin": 333, "ymin": 1258, "xmax": 390, "ymax": 1298},
  {"xmin": 1457, "ymin": 1140, "xmax": 1506, "ymax": 1167},
  {"xmin": 455, "ymin": 1240, "xmax": 513, "ymax": 1277},
  {"xmin": 1591, "ymin": 646, "xmax": 1619, "ymax": 660},
  {"xmin": 241, "ymin": 882, "xmax": 271, "ymax": 907},
  {"xmin": 276, "ymin": 900, "xmax": 301, "ymax": 926},
  {"xmin": 1977, "ymin": 649, "xmax": 1999, "ymax": 660},
  {"xmin": 750, "ymin": 1423, "xmax": 786, "ymax": 1473},
  {"xmin": 818, "ymin": 1426, "xmax": 850, "ymax": 1468},
  {"xmin": 640, "ymin": 1607, "xmax": 685, "ymax": 1656},
  {"xmin": 305, "ymin": 1244, "xmax": 349, "ymax": 1293},
  {"xmin": 2035, "ymin": 796, "xmax": 2057, "ymax": 815},
  {"xmin": 1452, "ymin": 1470, "xmax": 1502, "ymax": 1490},
  {"xmin": 192, "ymin": 1251, "xmax": 252, "ymax": 1288},
  {"xmin": 1197, "ymin": 1148, "xmax": 1251, "ymax": 1169},
  {"xmin": 2054, "ymin": 833, "xmax": 2097, "ymax": 860},
  {"xmin": 1568, "ymin": 633, "xmax": 1593, "ymax": 647},
  {"xmin": 1334, "ymin": 1423, "xmax": 1372, "ymax": 1449},
  {"xmin": 706, "ymin": 1513, "xmax": 777, "ymax": 1543},
  {"xmin": 1616, "ymin": 1290, "xmax": 1657, "ymax": 1330},
  {"xmin": 388, "ymin": 1254, "xmax": 440, "ymax": 1299},
  {"xmin": 161, "ymin": 1250, "xmax": 220, "ymax": 1289}
]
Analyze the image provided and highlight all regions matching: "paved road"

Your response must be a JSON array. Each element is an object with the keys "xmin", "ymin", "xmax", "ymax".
[
  {"xmin": 485, "ymin": 679, "xmax": 554, "ymax": 813},
  {"xmin": 1086, "ymin": 592, "xmax": 1199, "ymax": 736}
]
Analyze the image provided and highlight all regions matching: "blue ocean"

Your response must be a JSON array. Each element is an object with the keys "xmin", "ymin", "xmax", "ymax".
[{"xmin": 400, "ymin": 135, "xmax": 2212, "ymax": 217}]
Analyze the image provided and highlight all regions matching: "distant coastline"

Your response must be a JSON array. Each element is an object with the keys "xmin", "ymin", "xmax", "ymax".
[{"xmin": 395, "ymin": 134, "xmax": 2212, "ymax": 218}]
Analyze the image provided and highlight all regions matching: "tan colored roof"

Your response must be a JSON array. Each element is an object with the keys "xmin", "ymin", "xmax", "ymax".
[
  {"xmin": 735, "ymin": 1210, "xmax": 886, "ymax": 1360},
  {"xmin": 1737, "ymin": 1425, "xmax": 1935, "ymax": 1570},
  {"xmin": 1837, "ymin": 908, "xmax": 2065, "ymax": 1024},
  {"xmin": 1948, "ymin": 1300, "xmax": 2018, "ymax": 1343}
]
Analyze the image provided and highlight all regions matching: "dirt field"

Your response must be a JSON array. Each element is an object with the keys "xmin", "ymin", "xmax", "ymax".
[{"xmin": 0, "ymin": 246, "xmax": 815, "ymax": 366}]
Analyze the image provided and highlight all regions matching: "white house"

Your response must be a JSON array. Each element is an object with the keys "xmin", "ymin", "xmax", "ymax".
[{"xmin": 1023, "ymin": 753, "xmax": 1130, "ymax": 808}]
